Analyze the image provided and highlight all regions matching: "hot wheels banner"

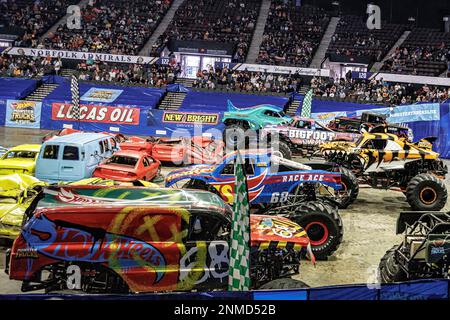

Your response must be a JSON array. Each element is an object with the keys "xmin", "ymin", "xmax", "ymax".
[{"xmin": 5, "ymin": 100, "xmax": 42, "ymax": 129}]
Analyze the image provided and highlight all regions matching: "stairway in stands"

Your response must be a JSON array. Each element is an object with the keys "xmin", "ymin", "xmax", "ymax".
[
  {"xmin": 310, "ymin": 17, "xmax": 340, "ymax": 68},
  {"xmin": 245, "ymin": 0, "xmax": 272, "ymax": 63},
  {"xmin": 285, "ymin": 85, "xmax": 310, "ymax": 116},
  {"xmin": 371, "ymin": 30, "xmax": 411, "ymax": 72},
  {"xmin": 24, "ymin": 83, "xmax": 59, "ymax": 102},
  {"xmin": 158, "ymin": 92, "xmax": 187, "ymax": 110},
  {"xmin": 174, "ymin": 77, "xmax": 195, "ymax": 88},
  {"xmin": 60, "ymin": 69, "xmax": 77, "ymax": 78}
]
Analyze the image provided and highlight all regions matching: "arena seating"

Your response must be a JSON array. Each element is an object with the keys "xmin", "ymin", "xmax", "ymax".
[
  {"xmin": 42, "ymin": 0, "xmax": 173, "ymax": 55},
  {"xmin": 256, "ymin": 2, "xmax": 329, "ymax": 67},
  {"xmin": 0, "ymin": 0, "xmax": 79, "ymax": 47},
  {"xmin": 327, "ymin": 15, "xmax": 406, "ymax": 62},
  {"xmin": 381, "ymin": 28, "xmax": 450, "ymax": 77},
  {"xmin": 151, "ymin": 0, "xmax": 261, "ymax": 62}
]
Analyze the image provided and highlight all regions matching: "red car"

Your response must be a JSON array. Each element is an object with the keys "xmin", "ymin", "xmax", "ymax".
[
  {"xmin": 93, "ymin": 150, "xmax": 160, "ymax": 182},
  {"xmin": 119, "ymin": 136, "xmax": 155, "ymax": 155},
  {"xmin": 151, "ymin": 136, "xmax": 224, "ymax": 165}
]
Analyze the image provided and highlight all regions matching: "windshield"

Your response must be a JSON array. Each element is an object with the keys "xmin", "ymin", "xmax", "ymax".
[
  {"xmin": 3, "ymin": 151, "xmax": 37, "ymax": 159},
  {"xmin": 106, "ymin": 155, "xmax": 138, "ymax": 167}
]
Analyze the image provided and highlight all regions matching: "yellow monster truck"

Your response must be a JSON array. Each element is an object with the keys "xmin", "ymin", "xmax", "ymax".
[{"xmin": 321, "ymin": 132, "xmax": 448, "ymax": 211}]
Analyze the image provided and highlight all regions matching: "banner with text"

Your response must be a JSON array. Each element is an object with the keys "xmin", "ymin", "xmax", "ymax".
[{"xmin": 5, "ymin": 100, "xmax": 42, "ymax": 129}]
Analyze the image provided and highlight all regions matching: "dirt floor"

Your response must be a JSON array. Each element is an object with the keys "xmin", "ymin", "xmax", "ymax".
[{"xmin": 0, "ymin": 127, "xmax": 449, "ymax": 293}]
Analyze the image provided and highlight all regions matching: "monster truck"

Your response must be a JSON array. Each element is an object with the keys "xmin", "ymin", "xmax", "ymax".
[
  {"xmin": 321, "ymin": 132, "xmax": 448, "ymax": 211},
  {"xmin": 222, "ymin": 100, "xmax": 291, "ymax": 148},
  {"xmin": 165, "ymin": 151, "xmax": 349, "ymax": 259},
  {"xmin": 6, "ymin": 185, "xmax": 312, "ymax": 293},
  {"xmin": 379, "ymin": 211, "xmax": 450, "ymax": 283}
]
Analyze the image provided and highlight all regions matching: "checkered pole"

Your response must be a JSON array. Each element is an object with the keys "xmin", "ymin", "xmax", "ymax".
[
  {"xmin": 70, "ymin": 74, "xmax": 81, "ymax": 128},
  {"xmin": 301, "ymin": 89, "xmax": 313, "ymax": 118},
  {"xmin": 228, "ymin": 151, "xmax": 251, "ymax": 291}
]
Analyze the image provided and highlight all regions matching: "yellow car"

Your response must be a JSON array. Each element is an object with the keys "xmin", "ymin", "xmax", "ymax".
[
  {"xmin": 0, "ymin": 174, "xmax": 46, "ymax": 240},
  {"xmin": 0, "ymin": 144, "xmax": 41, "ymax": 175},
  {"xmin": 66, "ymin": 177, "xmax": 159, "ymax": 187}
]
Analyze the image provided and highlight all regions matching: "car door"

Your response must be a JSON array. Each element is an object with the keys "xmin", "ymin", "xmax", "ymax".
[
  {"xmin": 180, "ymin": 212, "xmax": 230, "ymax": 291},
  {"xmin": 143, "ymin": 156, "xmax": 159, "ymax": 180},
  {"xmin": 36, "ymin": 144, "xmax": 61, "ymax": 181},
  {"xmin": 59, "ymin": 144, "xmax": 82, "ymax": 181}
]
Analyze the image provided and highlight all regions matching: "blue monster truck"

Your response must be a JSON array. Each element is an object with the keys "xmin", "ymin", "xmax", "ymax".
[
  {"xmin": 165, "ymin": 151, "xmax": 346, "ymax": 260},
  {"xmin": 222, "ymin": 100, "xmax": 292, "ymax": 148}
]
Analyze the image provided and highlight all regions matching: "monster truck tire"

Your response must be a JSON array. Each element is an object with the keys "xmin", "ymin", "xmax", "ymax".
[
  {"xmin": 406, "ymin": 173, "xmax": 447, "ymax": 211},
  {"xmin": 223, "ymin": 124, "xmax": 247, "ymax": 150},
  {"xmin": 335, "ymin": 167, "xmax": 359, "ymax": 209},
  {"xmin": 378, "ymin": 246, "xmax": 407, "ymax": 283},
  {"xmin": 290, "ymin": 201, "xmax": 343, "ymax": 260},
  {"xmin": 273, "ymin": 140, "xmax": 292, "ymax": 160},
  {"xmin": 258, "ymin": 278, "xmax": 309, "ymax": 290}
]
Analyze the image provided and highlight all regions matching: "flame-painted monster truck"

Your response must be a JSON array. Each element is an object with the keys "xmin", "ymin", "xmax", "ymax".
[
  {"xmin": 222, "ymin": 101, "xmax": 292, "ymax": 148},
  {"xmin": 165, "ymin": 151, "xmax": 347, "ymax": 260},
  {"xmin": 321, "ymin": 132, "xmax": 448, "ymax": 211},
  {"xmin": 379, "ymin": 211, "xmax": 450, "ymax": 283},
  {"xmin": 6, "ymin": 185, "xmax": 313, "ymax": 293}
]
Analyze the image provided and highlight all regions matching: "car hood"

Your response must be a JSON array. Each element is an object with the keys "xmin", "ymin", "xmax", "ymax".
[
  {"xmin": 95, "ymin": 163, "xmax": 136, "ymax": 173},
  {"xmin": 165, "ymin": 164, "xmax": 215, "ymax": 184},
  {"xmin": 0, "ymin": 174, "xmax": 44, "ymax": 198}
]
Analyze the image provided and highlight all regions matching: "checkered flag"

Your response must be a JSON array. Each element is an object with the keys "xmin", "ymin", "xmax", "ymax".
[
  {"xmin": 228, "ymin": 151, "xmax": 251, "ymax": 291},
  {"xmin": 301, "ymin": 89, "xmax": 313, "ymax": 118},
  {"xmin": 71, "ymin": 75, "xmax": 80, "ymax": 120}
]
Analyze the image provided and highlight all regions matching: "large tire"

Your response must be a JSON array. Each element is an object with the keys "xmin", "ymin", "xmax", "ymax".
[
  {"xmin": 335, "ymin": 167, "xmax": 359, "ymax": 209},
  {"xmin": 378, "ymin": 245, "xmax": 407, "ymax": 283},
  {"xmin": 258, "ymin": 278, "xmax": 309, "ymax": 290},
  {"xmin": 406, "ymin": 173, "xmax": 447, "ymax": 211},
  {"xmin": 272, "ymin": 140, "xmax": 292, "ymax": 160},
  {"xmin": 223, "ymin": 124, "xmax": 247, "ymax": 150},
  {"xmin": 289, "ymin": 201, "xmax": 343, "ymax": 260}
]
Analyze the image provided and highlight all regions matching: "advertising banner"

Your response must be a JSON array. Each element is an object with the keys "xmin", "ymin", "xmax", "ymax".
[
  {"xmin": 51, "ymin": 103, "xmax": 140, "ymax": 125},
  {"xmin": 5, "ymin": 100, "xmax": 42, "ymax": 128},
  {"xmin": 81, "ymin": 87, "xmax": 123, "ymax": 103},
  {"xmin": 354, "ymin": 103, "xmax": 440, "ymax": 123}
]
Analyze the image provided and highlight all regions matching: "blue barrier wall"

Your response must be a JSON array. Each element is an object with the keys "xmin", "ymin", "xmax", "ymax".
[{"xmin": 0, "ymin": 279, "xmax": 448, "ymax": 300}]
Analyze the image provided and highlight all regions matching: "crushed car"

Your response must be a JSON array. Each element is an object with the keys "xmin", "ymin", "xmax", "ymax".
[
  {"xmin": 165, "ymin": 150, "xmax": 350, "ymax": 259},
  {"xmin": 6, "ymin": 185, "xmax": 313, "ymax": 293},
  {"xmin": 0, "ymin": 174, "xmax": 46, "ymax": 240}
]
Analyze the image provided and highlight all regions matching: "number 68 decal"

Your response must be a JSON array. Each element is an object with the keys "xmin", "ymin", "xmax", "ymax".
[{"xmin": 270, "ymin": 192, "xmax": 289, "ymax": 203}]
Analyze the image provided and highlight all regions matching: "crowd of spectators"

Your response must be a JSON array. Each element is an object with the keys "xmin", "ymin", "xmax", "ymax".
[
  {"xmin": 76, "ymin": 59, "xmax": 180, "ymax": 87},
  {"xmin": 310, "ymin": 76, "xmax": 449, "ymax": 104},
  {"xmin": 327, "ymin": 15, "xmax": 406, "ymax": 63},
  {"xmin": 257, "ymin": 2, "xmax": 329, "ymax": 67},
  {"xmin": 42, "ymin": 0, "xmax": 172, "ymax": 55},
  {"xmin": 151, "ymin": 0, "xmax": 260, "ymax": 62},
  {"xmin": 0, "ymin": 0, "xmax": 79, "ymax": 47},
  {"xmin": 380, "ymin": 28, "xmax": 450, "ymax": 77},
  {"xmin": 1, "ymin": 53, "xmax": 449, "ymax": 104},
  {"xmin": 192, "ymin": 66, "xmax": 304, "ymax": 93}
]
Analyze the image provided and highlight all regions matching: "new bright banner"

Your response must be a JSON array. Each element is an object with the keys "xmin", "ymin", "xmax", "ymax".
[
  {"xmin": 5, "ymin": 100, "xmax": 42, "ymax": 129},
  {"xmin": 81, "ymin": 88, "xmax": 123, "ymax": 103}
]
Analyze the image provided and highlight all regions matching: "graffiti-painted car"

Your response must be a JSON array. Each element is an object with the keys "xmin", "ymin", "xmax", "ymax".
[
  {"xmin": 6, "ymin": 186, "xmax": 312, "ymax": 293},
  {"xmin": 165, "ymin": 151, "xmax": 346, "ymax": 259},
  {"xmin": 261, "ymin": 117, "xmax": 359, "ymax": 159},
  {"xmin": 0, "ymin": 174, "xmax": 46, "ymax": 240},
  {"xmin": 65, "ymin": 177, "xmax": 159, "ymax": 188},
  {"xmin": 0, "ymin": 144, "xmax": 41, "ymax": 176},
  {"xmin": 151, "ymin": 137, "xmax": 224, "ymax": 165},
  {"xmin": 93, "ymin": 150, "xmax": 161, "ymax": 182}
]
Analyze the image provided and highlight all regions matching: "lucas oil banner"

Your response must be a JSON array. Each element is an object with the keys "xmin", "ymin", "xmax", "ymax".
[
  {"xmin": 81, "ymin": 88, "xmax": 123, "ymax": 103},
  {"xmin": 52, "ymin": 103, "xmax": 140, "ymax": 125},
  {"xmin": 5, "ymin": 100, "xmax": 42, "ymax": 129}
]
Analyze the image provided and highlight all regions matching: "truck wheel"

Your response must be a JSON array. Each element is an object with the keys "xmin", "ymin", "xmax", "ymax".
[
  {"xmin": 258, "ymin": 278, "xmax": 309, "ymax": 290},
  {"xmin": 378, "ymin": 245, "xmax": 407, "ymax": 283},
  {"xmin": 335, "ymin": 167, "xmax": 359, "ymax": 209},
  {"xmin": 290, "ymin": 201, "xmax": 343, "ymax": 260},
  {"xmin": 406, "ymin": 173, "xmax": 447, "ymax": 211},
  {"xmin": 272, "ymin": 140, "xmax": 292, "ymax": 160},
  {"xmin": 223, "ymin": 124, "xmax": 246, "ymax": 150}
]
